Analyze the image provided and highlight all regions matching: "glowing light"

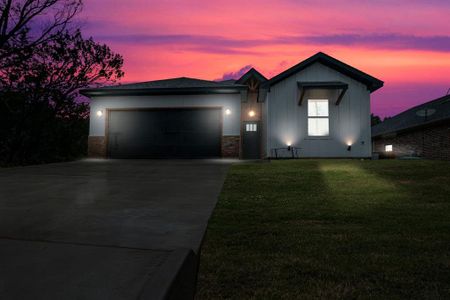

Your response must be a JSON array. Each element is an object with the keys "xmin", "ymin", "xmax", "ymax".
[
  {"xmin": 248, "ymin": 110, "xmax": 255, "ymax": 117},
  {"xmin": 347, "ymin": 141, "xmax": 352, "ymax": 146},
  {"xmin": 385, "ymin": 145, "xmax": 393, "ymax": 152},
  {"xmin": 96, "ymin": 110, "xmax": 103, "ymax": 117},
  {"xmin": 286, "ymin": 141, "xmax": 292, "ymax": 146},
  {"xmin": 225, "ymin": 108, "xmax": 231, "ymax": 115}
]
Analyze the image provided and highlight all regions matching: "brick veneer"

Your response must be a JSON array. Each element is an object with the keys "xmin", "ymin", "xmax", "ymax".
[
  {"xmin": 373, "ymin": 121, "xmax": 450, "ymax": 160},
  {"xmin": 88, "ymin": 136, "xmax": 106, "ymax": 158},
  {"xmin": 222, "ymin": 136, "xmax": 240, "ymax": 157}
]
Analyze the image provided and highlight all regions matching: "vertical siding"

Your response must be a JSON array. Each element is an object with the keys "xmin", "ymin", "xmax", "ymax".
[{"xmin": 267, "ymin": 62, "xmax": 372, "ymax": 158}]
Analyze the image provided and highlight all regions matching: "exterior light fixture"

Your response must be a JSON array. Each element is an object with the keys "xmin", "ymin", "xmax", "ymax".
[
  {"xmin": 346, "ymin": 141, "xmax": 352, "ymax": 151},
  {"xmin": 225, "ymin": 108, "xmax": 231, "ymax": 115},
  {"xmin": 248, "ymin": 110, "xmax": 255, "ymax": 117},
  {"xmin": 96, "ymin": 110, "xmax": 103, "ymax": 117},
  {"xmin": 287, "ymin": 141, "xmax": 292, "ymax": 151},
  {"xmin": 385, "ymin": 145, "xmax": 393, "ymax": 152}
]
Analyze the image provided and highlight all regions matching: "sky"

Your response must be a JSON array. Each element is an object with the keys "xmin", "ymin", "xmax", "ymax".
[{"xmin": 80, "ymin": 0, "xmax": 450, "ymax": 117}]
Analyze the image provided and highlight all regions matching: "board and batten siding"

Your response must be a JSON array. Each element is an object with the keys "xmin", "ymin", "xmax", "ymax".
[
  {"xmin": 89, "ymin": 94, "xmax": 242, "ymax": 137},
  {"xmin": 266, "ymin": 62, "xmax": 372, "ymax": 158}
]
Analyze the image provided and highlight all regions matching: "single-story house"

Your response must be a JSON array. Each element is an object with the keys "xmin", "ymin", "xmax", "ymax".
[
  {"xmin": 372, "ymin": 94, "xmax": 450, "ymax": 160},
  {"xmin": 80, "ymin": 52, "xmax": 383, "ymax": 159}
]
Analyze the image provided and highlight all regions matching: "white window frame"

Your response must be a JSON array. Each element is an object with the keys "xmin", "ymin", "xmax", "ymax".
[
  {"xmin": 307, "ymin": 99, "xmax": 329, "ymax": 137},
  {"xmin": 245, "ymin": 123, "xmax": 257, "ymax": 132}
]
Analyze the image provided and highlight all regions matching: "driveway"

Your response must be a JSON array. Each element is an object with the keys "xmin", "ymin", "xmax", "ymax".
[{"xmin": 0, "ymin": 159, "xmax": 232, "ymax": 300}]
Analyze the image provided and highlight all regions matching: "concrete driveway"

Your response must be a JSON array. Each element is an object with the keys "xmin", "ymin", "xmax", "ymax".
[{"xmin": 0, "ymin": 159, "xmax": 232, "ymax": 300}]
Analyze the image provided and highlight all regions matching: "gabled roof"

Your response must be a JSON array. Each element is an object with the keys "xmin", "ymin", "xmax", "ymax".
[
  {"xmin": 80, "ymin": 77, "xmax": 247, "ymax": 96},
  {"xmin": 236, "ymin": 68, "xmax": 268, "ymax": 84},
  {"xmin": 372, "ymin": 94, "xmax": 450, "ymax": 137},
  {"xmin": 218, "ymin": 79, "xmax": 237, "ymax": 84},
  {"xmin": 264, "ymin": 52, "xmax": 383, "ymax": 92}
]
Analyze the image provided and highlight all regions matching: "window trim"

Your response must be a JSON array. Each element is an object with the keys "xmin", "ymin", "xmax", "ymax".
[
  {"xmin": 245, "ymin": 123, "xmax": 257, "ymax": 132},
  {"xmin": 307, "ymin": 99, "xmax": 329, "ymax": 137}
]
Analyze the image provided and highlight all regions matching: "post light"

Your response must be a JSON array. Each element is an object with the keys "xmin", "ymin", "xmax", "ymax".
[
  {"xmin": 286, "ymin": 141, "xmax": 292, "ymax": 151},
  {"xmin": 96, "ymin": 110, "xmax": 103, "ymax": 117},
  {"xmin": 248, "ymin": 110, "xmax": 255, "ymax": 117},
  {"xmin": 225, "ymin": 108, "xmax": 231, "ymax": 115}
]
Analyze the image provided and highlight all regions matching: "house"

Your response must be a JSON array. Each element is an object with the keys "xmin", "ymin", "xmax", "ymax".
[
  {"xmin": 80, "ymin": 52, "xmax": 383, "ymax": 159},
  {"xmin": 372, "ymin": 94, "xmax": 450, "ymax": 160}
]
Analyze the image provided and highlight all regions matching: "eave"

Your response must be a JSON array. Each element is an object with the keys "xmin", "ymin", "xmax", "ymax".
[{"xmin": 80, "ymin": 86, "xmax": 247, "ymax": 97}]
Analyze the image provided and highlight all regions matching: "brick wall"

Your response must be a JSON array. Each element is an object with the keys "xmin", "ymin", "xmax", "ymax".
[
  {"xmin": 222, "ymin": 136, "xmax": 240, "ymax": 158},
  {"xmin": 88, "ymin": 136, "xmax": 106, "ymax": 158},
  {"xmin": 373, "ymin": 121, "xmax": 450, "ymax": 160}
]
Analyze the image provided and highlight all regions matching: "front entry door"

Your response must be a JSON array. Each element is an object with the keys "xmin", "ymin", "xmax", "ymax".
[{"xmin": 242, "ymin": 121, "xmax": 261, "ymax": 159}]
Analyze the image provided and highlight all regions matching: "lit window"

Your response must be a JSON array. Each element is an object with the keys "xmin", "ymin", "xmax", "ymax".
[
  {"xmin": 246, "ymin": 123, "xmax": 257, "ymax": 132},
  {"xmin": 385, "ymin": 145, "xmax": 393, "ymax": 152},
  {"xmin": 308, "ymin": 99, "xmax": 329, "ymax": 136}
]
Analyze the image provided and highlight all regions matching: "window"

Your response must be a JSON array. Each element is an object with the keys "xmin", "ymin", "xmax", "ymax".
[
  {"xmin": 246, "ymin": 123, "xmax": 257, "ymax": 132},
  {"xmin": 385, "ymin": 144, "xmax": 393, "ymax": 152},
  {"xmin": 308, "ymin": 99, "xmax": 329, "ymax": 136}
]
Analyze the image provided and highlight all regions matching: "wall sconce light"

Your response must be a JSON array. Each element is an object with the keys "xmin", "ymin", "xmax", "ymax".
[
  {"xmin": 346, "ymin": 141, "xmax": 352, "ymax": 151},
  {"xmin": 248, "ymin": 110, "xmax": 255, "ymax": 117},
  {"xmin": 96, "ymin": 110, "xmax": 103, "ymax": 117},
  {"xmin": 225, "ymin": 108, "xmax": 231, "ymax": 115}
]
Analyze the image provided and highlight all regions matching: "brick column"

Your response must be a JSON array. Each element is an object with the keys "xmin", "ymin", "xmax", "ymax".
[
  {"xmin": 222, "ymin": 136, "xmax": 240, "ymax": 157},
  {"xmin": 88, "ymin": 136, "xmax": 106, "ymax": 158}
]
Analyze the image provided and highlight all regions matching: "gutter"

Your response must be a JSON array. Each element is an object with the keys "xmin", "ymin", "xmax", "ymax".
[{"xmin": 80, "ymin": 86, "xmax": 247, "ymax": 97}]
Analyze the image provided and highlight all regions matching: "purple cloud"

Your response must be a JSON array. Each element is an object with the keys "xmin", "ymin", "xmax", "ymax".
[
  {"xmin": 216, "ymin": 65, "xmax": 253, "ymax": 81},
  {"xmin": 301, "ymin": 34, "xmax": 450, "ymax": 52},
  {"xmin": 95, "ymin": 33, "xmax": 450, "ymax": 53}
]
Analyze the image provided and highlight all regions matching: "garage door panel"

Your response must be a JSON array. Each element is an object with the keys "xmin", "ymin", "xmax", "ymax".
[{"xmin": 108, "ymin": 108, "xmax": 222, "ymax": 158}]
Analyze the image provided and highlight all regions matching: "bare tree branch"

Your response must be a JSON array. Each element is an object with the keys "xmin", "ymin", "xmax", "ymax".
[{"xmin": 0, "ymin": 0, "xmax": 81, "ymax": 52}]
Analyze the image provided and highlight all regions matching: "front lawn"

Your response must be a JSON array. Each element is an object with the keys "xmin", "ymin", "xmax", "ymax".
[{"xmin": 197, "ymin": 160, "xmax": 450, "ymax": 299}]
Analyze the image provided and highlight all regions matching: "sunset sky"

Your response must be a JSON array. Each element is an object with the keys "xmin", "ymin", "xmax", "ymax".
[{"xmin": 81, "ymin": 0, "xmax": 450, "ymax": 117}]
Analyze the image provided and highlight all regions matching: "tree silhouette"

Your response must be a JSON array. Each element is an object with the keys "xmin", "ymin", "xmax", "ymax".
[
  {"xmin": 0, "ymin": 0, "xmax": 81, "ymax": 59},
  {"xmin": 371, "ymin": 113, "xmax": 382, "ymax": 126},
  {"xmin": 0, "ymin": 0, "xmax": 124, "ymax": 165}
]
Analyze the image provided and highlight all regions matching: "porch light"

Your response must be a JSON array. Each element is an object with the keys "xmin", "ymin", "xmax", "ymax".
[
  {"xmin": 287, "ymin": 141, "xmax": 292, "ymax": 151},
  {"xmin": 96, "ymin": 110, "xmax": 103, "ymax": 117},
  {"xmin": 225, "ymin": 108, "xmax": 232, "ymax": 115},
  {"xmin": 248, "ymin": 110, "xmax": 255, "ymax": 117}
]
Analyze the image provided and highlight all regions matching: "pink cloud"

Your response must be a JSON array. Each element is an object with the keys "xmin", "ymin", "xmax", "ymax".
[{"xmin": 79, "ymin": 0, "xmax": 450, "ymax": 117}]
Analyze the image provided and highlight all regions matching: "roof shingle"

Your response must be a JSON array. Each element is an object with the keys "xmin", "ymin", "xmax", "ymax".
[{"xmin": 372, "ymin": 94, "xmax": 450, "ymax": 137}]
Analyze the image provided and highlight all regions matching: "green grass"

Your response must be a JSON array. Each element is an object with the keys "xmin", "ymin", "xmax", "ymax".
[{"xmin": 197, "ymin": 160, "xmax": 450, "ymax": 299}]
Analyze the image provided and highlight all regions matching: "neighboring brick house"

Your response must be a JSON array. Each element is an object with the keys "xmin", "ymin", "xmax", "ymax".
[{"xmin": 372, "ymin": 94, "xmax": 450, "ymax": 160}]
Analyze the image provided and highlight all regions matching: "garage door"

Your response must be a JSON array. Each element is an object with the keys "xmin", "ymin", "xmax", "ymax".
[{"xmin": 107, "ymin": 108, "xmax": 222, "ymax": 158}]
